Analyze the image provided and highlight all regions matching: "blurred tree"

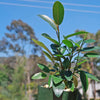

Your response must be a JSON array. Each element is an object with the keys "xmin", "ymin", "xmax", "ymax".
[
  {"xmin": 0, "ymin": 20, "xmax": 40, "ymax": 56},
  {"xmin": 0, "ymin": 20, "xmax": 47, "ymax": 100},
  {"xmin": 0, "ymin": 55, "xmax": 47, "ymax": 100},
  {"xmin": 0, "ymin": 65, "xmax": 9, "ymax": 86},
  {"xmin": 0, "ymin": 64, "xmax": 13, "ymax": 100},
  {"xmin": 7, "ymin": 57, "xmax": 26, "ymax": 100}
]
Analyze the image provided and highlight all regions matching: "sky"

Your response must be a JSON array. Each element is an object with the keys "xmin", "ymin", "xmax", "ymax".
[{"xmin": 0, "ymin": 0, "xmax": 100, "ymax": 56}]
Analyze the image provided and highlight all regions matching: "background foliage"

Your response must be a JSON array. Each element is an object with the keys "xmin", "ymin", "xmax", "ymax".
[{"xmin": 0, "ymin": 19, "xmax": 100, "ymax": 100}]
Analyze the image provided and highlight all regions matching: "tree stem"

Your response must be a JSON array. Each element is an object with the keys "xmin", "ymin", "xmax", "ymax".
[{"xmin": 56, "ymin": 25, "xmax": 60, "ymax": 43}]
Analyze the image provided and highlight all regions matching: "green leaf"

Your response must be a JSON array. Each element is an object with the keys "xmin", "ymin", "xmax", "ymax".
[
  {"xmin": 84, "ymin": 53, "xmax": 100, "ymax": 58},
  {"xmin": 53, "ymin": 82, "xmax": 65, "ymax": 97},
  {"xmin": 62, "ymin": 39, "xmax": 73, "ymax": 48},
  {"xmin": 64, "ymin": 53, "xmax": 71, "ymax": 56},
  {"xmin": 53, "ymin": 57, "xmax": 60, "ymax": 61},
  {"xmin": 65, "ymin": 81, "xmax": 75, "ymax": 92},
  {"xmin": 74, "ymin": 42, "xmax": 80, "ymax": 48},
  {"xmin": 32, "ymin": 39, "xmax": 52, "ymax": 55},
  {"xmin": 31, "ymin": 72, "xmax": 47, "ymax": 79},
  {"xmin": 77, "ymin": 40, "xmax": 83, "ymax": 45},
  {"xmin": 63, "ymin": 58, "xmax": 70, "ymax": 69},
  {"xmin": 50, "ymin": 44, "xmax": 59, "ymax": 54},
  {"xmin": 65, "ymin": 71, "xmax": 73, "ymax": 81},
  {"xmin": 75, "ymin": 56, "xmax": 86, "ymax": 60},
  {"xmin": 84, "ymin": 39, "xmax": 96, "ymax": 44},
  {"xmin": 37, "ymin": 64, "xmax": 50, "ymax": 73},
  {"xmin": 43, "ymin": 51, "xmax": 53, "ymax": 62},
  {"xmin": 64, "ymin": 31, "xmax": 88, "ymax": 39},
  {"xmin": 70, "ymin": 39, "xmax": 80, "ymax": 48},
  {"xmin": 66, "ymin": 81, "xmax": 74, "ymax": 92},
  {"xmin": 38, "ymin": 15, "xmax": 57, "ymax": 31},
  {"xmin": 80, "ymin": 71, "xmax": 88, "ymax": 92},
  {"xmin": 53, "ymin": 65, "xmax": 59, "ymax": 71},
  {"xmin": 54, "ymin": 54, "xmax": 63, "ymax": 57},
  {"xmin": 52, "ymin": 75, "xmax": 63, "ymax": 84},
  {"xmin": 42, "ymin": 33, "xmax": 60, "ymax": 45},
  {"xmin": 77, "ymin": 60, "xmax": 88, "ymax": 66},
  {"xmin": 70, "ymin": 83, "xmax": 75, "ymax": 92},
  {"xmin": 54, "ymin": 46, "xmax": 66, "ymax": 57},
  {"xmin": 58, "ymin": 46, "xmax": 66, "ymax": 54},
  {"xmin": 85, "ymin": 72, "xmax": 100, "ymax": 82},
  {"xmin": 48, "ymin": 75, "xmax": 52, "ymax": 87},
  {"xmin": 81, "ymin": 46, "xmax": 100, "ymax": 52},
  {"xmin": 53, "ymin": 1, "xmax": 64, "ymax": 25}
]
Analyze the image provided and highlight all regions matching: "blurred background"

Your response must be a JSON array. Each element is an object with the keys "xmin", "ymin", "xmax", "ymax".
[{"xmin": 0, "ymin": 0, "xmax": 100, "ymax": 100}]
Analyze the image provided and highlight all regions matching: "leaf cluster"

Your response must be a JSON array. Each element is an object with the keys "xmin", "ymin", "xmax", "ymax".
[{"xmin": 31, "ymin": 1, "xmax": 100, "ymax": 97}]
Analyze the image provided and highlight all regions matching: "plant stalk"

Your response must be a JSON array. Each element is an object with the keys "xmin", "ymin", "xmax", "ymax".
[{"xmin": 57, "ymin": 25, "xmax": 60, "ymax": 43}]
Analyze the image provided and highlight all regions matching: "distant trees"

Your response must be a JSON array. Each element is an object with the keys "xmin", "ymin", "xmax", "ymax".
[
  {"xmin": 0, "ymin": 20, "xmax": 47, "ymax": 100},
  {"xmin": 0, "ymin": 20, "xmax": 40, "ymax": 56}
]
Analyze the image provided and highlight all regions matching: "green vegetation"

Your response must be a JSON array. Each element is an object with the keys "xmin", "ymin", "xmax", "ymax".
[
  {"xmin": 0, "ymin": 1, "xmax": 100, "ymax": 100},
  {"xmin": 32, "ymin": 1, "xmax": 100, "ymax": 98},
  {"xmin": 0, "ymin": 20, "xmax": 47, "ymax": 100}
]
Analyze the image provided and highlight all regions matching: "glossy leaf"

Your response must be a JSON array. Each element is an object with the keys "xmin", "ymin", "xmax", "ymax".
[
  {"xmin": 50, "ymin": 44, "xmax": 59, "ymax": 54},
  {"xmin": 65, "ymin": 71, "xmax": 73, "ymax": 81},
  {"xmin": 58, "ymin": 46, "xmax": 66, "ymax": 54},
  {"xmin": 77, "ymin": 40, "xmax": 83, "ymax": 45},
  {"xmin": 62, "ymin": 39, "xmax": 73, "ymax": 48},
  {"xmin": 42, "ymin": 33, "xmax": 60, "ymax": 45},
  {"xmin": 48, "ymin": 75, "xmax": 52, "ymax": 87},
  {"xmin": 74, "ymin": 42, "xmax": 80, "ymax": 48},
  {"xmin": 64, "ymin": 81, "xmax": 75, "ymax": 92},
  {"xmin": 53, "ymin": 57, "xmax": 60, "ymax": 61},
  {"xmin": 63, "ymin": 58, "xmax": 70, "ymax": 69},
  {"xmin": 52, "ymin": 75, "xmax": 63, "ymax": 84},
  {"xmin": 43, "ymin": 51, "xmax": 53, "ymax": 62},
  {"xmin": 38, "ymin": 15, "xmax": 57, "ymax": 31},
  {"xmin": 84, "ymin": 39, "xmax": 96, "ymax": 44},
  {"xmin": 80, "ymin": 71, "xmax": 88, "ymax": 92},
  {"xmin": 67, "ymin": 81, "xmax": 74, "ymax": 92},
  {"xmin": 53, "ymin": 1, "xmax": 64, "ymax": 25},
  {"xmin": 84, "ymin": 53, "xmax": 100, "ymax": 58},
  {"xmin": 64, "ymin": 31, "xmax": 88, "ymax": 39},
  {"xmin": 53, "ymin": 82, "xmax": 65, "ymax": 97},
  {"xmin": 77, "ymin": 60, "xmax": 88, "ymax": 66},
  {"xmin": 70, "ymin": 83, "xmax": 75, "ymax": 92},
  {"xmin": 54, "ymin": 54, "xmax": 63, "ymax": 57},
  {"xmin": 85, "ymin": 72, "xmax": 100, "ymax": 82},
  {"xmin": 53, "ymin": 65, "xmax": 59, "ymax": 71},
  {"xmin": 37, "ymin": 64, "xmax": 50, "ymax": 73},
  {"xmin": 70, "ymin": 39, "xmax": 80, "ymax": 48},
  {"xmin": 75, "ymin": 56, "xmax": 86, "ymax": 60},
  {"xmin": 73, "ymin": 76, "xmax": 78, "ymax": 88},
  {"xmin": 81, "ymin": 46, "xmax": 100, "ymax": 52},
  {"xmin": 31, "ymin": 72, "xmax": 47, "ymax": 79},
  {"xmin": 32, "ymin": 39, "xmax": 52, "ymax": 55},
  {"xmin": 50, "ymin": 69, "xmax": 56, "ymax": 72},
  {"xmin": 64, "ymin": 53, "xmax": 71, "ymax": 56}
]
